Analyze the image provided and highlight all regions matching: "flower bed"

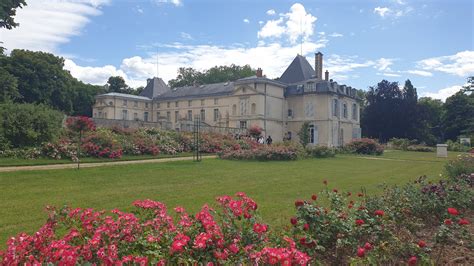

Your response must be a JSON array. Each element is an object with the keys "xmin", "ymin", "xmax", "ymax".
[
  {"xmin": 218, "ymin": 145, "xmax": 298, "ymax": 161},
  {"xmin": 344, "ymin": 138, "xmax": 384, "ymax": 155}
]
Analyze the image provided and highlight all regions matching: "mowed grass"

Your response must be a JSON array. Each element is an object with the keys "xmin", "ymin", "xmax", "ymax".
[{"xmin": 0, "ymin": 151, "xmax": 460, "ymax": 246}]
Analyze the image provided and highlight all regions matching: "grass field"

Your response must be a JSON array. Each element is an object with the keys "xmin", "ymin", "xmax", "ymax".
[{"xmin": 0, "ymin": 150, "xmax": 462, "ymax": 246}]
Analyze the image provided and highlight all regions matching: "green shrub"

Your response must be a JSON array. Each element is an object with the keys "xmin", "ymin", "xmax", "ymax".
[
  {"xmin": 445, "ymin": 154, "xmax": 474, "ymax": 179},
  {"xmin": 405, "ymin": 145, "xmax": 434, "ymax": 152},
  {"xmin": 0, "ymin": 103, "xmax": 64, "ymax": 148},
  {"xmin": 446, "ymin": 140, "xmax": 470, "ymax": 152},
  {"xmin": 345, "ymin": 138, "xmax": 384, "ymax": 155},
  {"xmin": 306, "ymin": 145, "xmax": 336, "ymax": 158}
]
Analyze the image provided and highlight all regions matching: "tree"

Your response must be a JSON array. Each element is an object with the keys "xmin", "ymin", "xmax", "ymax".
[
  {"xmin": 168, "ymin": 64, "xmax": 255, "ymax": 88},
  {"xmin": 417, "ymin": 97, "xmax": 444, "ymax": 144},
  {"xmin": 106, "ymin": 76, "xmax": 129, "ymax": 93},
  {"xmin": 0, "ymin": 67, "xmax": 20, "ymax": 102},
  {"xmin": 297, "ymin": 122, "xmax": 310, "ymax": 147},
  {"xmin": 401, "ymin": 79, "xmax": 419, "ymax": 139},
  {"xmin": 443, "ymin": 90, "xmax": 474, "ymax": 140},
  {"xmin": 0, "ymin": 0, "xmax": 27, "ymax": 53}
]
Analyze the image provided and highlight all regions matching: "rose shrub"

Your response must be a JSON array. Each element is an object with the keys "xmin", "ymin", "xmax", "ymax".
[
  {"xmin": 218, "ymin": 145, "xmax": 298, "ymax": 161},
  {"xmin": 306, "ymin": 145, "xmax": 336, "ymax": 158},
  {"xmin": 344, "ymin": 138, "xmax": 384, "ymax": 155}
]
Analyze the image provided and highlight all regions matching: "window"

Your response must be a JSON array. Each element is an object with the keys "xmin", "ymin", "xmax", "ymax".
[
  {"xmin": 239, "ymin": 98, "xmax": 249, "ymax": 115},
  {"xmin": 122, "ymin": 110, "xmax": 128, "ymax": 120},
  {"xmin": 200, "ymin": 109, "xmax": 205, "ymax": 121},
  {"xmin": 98, "ymin": 111, "xmax": 102, "ymax": 118},
  {"xmin": 175, "ymin": 101, "xmax": 179, "ymax": 107},
  {"xmin": 352, "ymin": 103, "xmax": 358, "ymax": 120},
  {"xmin": 213, "ymin": 109, "xmax": 219, "ymax": 121},
  {"xmin": 188, "ymin": 110, "xmax": 193, "ymax": 121},
  {"xmin": 232, "ymin": 104, "xmax": 237, "ymax": 115},
  {"xmin": 134, "ymin": 101, "xmax": 138, "ymax": 107},
  {"xmin": 104, "ymin": 112, "xmax": 107, "ymax": 118},
  {"xmin": 167, "ymin": 102, "xmax": 170, "ymax": 108},
  {"xmin": 145, "ymin": 103, "xmax": 149, "ymax": 108},
  {"xmin": 188, "ymin": 100, "xmax": 192, "ymax": 107},
  {"xmin": 123, "ymin": 100, "xmax": 128, "ymax": 106},
  {"xmin": 214, "ymin": 98, "xmax": 218, "ymax": 105},
  {"xmin": 201, "ymin": 99, "xmax": 205, "ymax": 106},
  {"xmin": 288, "ymin": 109, "xmax": 293, "ymax": 117},
  {"xmin": 287, "ymin": 132, "xmax": 292, "ymax": 140},
  {"xmin": 144, "ymin": 112, "xmax": 149, "ymax": 122},
  {"xmin": 166, "ymin": 111, "xmax": 171, "ymax": 121},
  {"xmin": 343, "ymin": 103, "xmax": 348, "ymax": 118},
  {"xmin": 157, "ymin": 102, "xmax": 160, "ymax": 108},
  {"xmin": 332, "ymin": 99, "xmax": 339, "ymax": 117},
  {"xmin": 175, "ymin": 111, "xmax": 179, "ymax": 122},
  {"xmin": 108, "ymin": 101, "xmax": 113, "ymax": 106},
  {"xmin": 251, "ymin": 103, "xmax": 256, "ymax": 114},
  {"xmin": 239, "ymin": 121, "xmax": 247, "ymax": 129},
  {"xmin": 156, "ymin": 112, "xmax": 160, "ymax": 121},
  {"xmin": 134, "ymin": 113, "xmax": 138, "ymax": 120}
]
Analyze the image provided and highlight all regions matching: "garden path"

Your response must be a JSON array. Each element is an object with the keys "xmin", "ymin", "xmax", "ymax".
[{"xmin": 0, "ymin": 155, "xmax": 217, "ymax": 172}]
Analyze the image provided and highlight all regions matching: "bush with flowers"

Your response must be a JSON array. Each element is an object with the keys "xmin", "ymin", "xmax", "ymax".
[
  {"xmin": 218, "ymin": 144, "xmax": 298, "ymax": 161},
  {"xmin": 344, "ymin": 138, "xmax": 384, "ymax": 155}
]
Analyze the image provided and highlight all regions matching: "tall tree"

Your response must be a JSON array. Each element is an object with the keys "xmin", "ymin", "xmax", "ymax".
[
  {"xmin": 0, "ymin": 67, "xmax": 20, "ymax": 102},
  {"xmin": 443, "ymin": 89, "xmax": 474, "ymax": 140},
  {"xmin": 401, "ymin": 79, "xmax": 419, "ymax": 139},
  {"xmin": 0, "ymin": 0, "xmax": 27, "ymax": 53},
  {"xmin": 417, "ymin": 97, "xmax": 444, "ymax": 144},
  {"xmin": 106, "ymin": 76, "xmax": 128, "ymax": 93}
]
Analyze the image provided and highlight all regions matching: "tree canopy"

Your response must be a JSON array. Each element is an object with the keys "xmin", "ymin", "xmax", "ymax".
[
  {"xmin": 168, "ymin": 64, "xmax": 255, "ymax": 88},
  {"xmin": 0, "ymin": 0, "xmax": 27, "ymax": 53}
]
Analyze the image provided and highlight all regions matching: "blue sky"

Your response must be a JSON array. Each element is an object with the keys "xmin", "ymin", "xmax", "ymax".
[{"xmin": 1, "ymin": 0, "xmax": 473, "ymax": 100}]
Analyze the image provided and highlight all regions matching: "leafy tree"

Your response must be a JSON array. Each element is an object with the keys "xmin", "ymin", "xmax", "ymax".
[
  {"xmin": 0, "ymin": 0, "xmax": 27, "ymax": 53},
  {"xmin": 106, "ymin": 76, "xmax": 128, "ymax": 93},
  {"xmin": 168, "ymin": 64, "xmax": 255, "ymax": 88},
  {"xmin": 401, "ymin": 79, "xmax": 419, "ymax": 139},
  {"xmin": 297, "ymin": 122, "xmax": 310, "ymax": 147},
  {"xmin": 417, "ymin": 97, "xmax": 444, "ymax": 143},
  {"xmin": 0, "ymin": 67, "xmax": 20, "ymax": 102},
  {"xmin": 71, "ymin": 82, "xmax": 104, "ymax": 116},
  {"xmin": 443, "ymin": 90, "xmax": 474, "ymax": 140},
  {"xmin": 0, "ymin": 103, "xmax": 63, "ymax": 148}
]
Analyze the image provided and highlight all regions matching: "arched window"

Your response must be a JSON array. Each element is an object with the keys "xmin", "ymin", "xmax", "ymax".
[{"xmin": 251, "ymin": 103, "xmax": 256, "ymax": 114}]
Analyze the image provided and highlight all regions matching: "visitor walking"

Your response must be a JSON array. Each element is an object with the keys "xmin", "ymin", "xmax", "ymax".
[{"xmin": 266, "ymin": 135, "xmax": 272, "ymax": 145}]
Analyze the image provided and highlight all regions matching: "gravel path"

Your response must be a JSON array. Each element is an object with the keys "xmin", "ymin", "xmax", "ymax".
[{"xmin": 0, "ymin": 155, "xmax": 217, "ymax": 173}]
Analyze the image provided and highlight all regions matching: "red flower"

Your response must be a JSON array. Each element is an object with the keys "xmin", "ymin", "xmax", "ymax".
[
  {"xmin": 303, "ymin": 223, "xmax": 309, "ymax": 231},
  {"xmin": 333, "ymin": 188, "xmax": 338, "ymax": 193},
  {"xmin": 295, "ymin": 200, "xmax": 304, "ymax": 207},
  {"xmin": 458, "ymin": 218, "xmax": 470, "ymax": 225},
  {"xmin": 417, "ymin": 240, "xmax": 426, "ymax": 248},
  {"xmin": 357, "ymin": 247, "xmax": 365, "ymax": 257},
  {"xmin": 408, "ymin": 256, "xmax": 417, "ymax": 265},
  {"xmin": 347, "ymin": 192, "xmax": 352, "ymax": 196},
  {"xmin": 447, "ymin": 208, "xmax": 459, "ymax": 216},
  {"xmin": 374, "ymin": 210, "xmax": 385, "ymax": 216},
  {"xmin": 364, "ymin": 242, "xmax": 372, "ymax": 251},
  {"xmin": 357, "ymin": 193, "xmax": 364, "ymax": 197},
  {"xmin": 311, "ymin": 194, "xmax": 317, "ymax": 201},
  {"xmin": 253, "ymin": 223, "xmax": 268, "ymax": 234},
  {"xmin": 355, "ymin": 219, "xmax": 365, "ymax": 226},
  {"xmin": 444, "ymin": 219, "xmax": 453, "ymax": 225},
  {"xmin": 290, "ymin": 217, "xmax": 298, "ymax": 225},
  {"xmin": 323, "ymin": 180, "xmax": 328, "ymax": 185}
]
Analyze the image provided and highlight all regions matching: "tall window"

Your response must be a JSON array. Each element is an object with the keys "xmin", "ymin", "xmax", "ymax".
[
  {"xmin": 122, "ymin": 110, "xmax": 128, "ymax": 120},
  {"xmin": 134, "ymin": 113, "xmax": 138, "ymax": 120},
  {"xmin": 156, "ymin": 112, "xmax": 160, "ymax": 121},
  {"xmin": 352, "ymin": 103, "xmax": 358, "ymax": 120},
  {"xmin": 157, "ymin": 102, "xmax": 160, "ymax": 108},
  {"xmin": 240, "ymin": 121, "xmax": 247, "ymax": 129},
  {"xmin": 166, "ymin": 111, "xmax": 171, "ymax": 121},
  {"xmin": 214, "ymin": 98, "xmax": 218, "ymax": 105},
  {"xmin": 332, "ymin": 99, "xmax": 339, "ymax": 117},
  {"xmin": 167, "ymin": 102, "xmax": 170, "ymax": 108},
  {"xmin": 288, "ymin": 109, "xmax": 293, "ymax": 117},
  {"xmin": 200, "ymin": 109, "xmax": 206, "ymax": 121},
  {"xmin": 232, "ymin": 104, "xmax": 237, "ymax": 115},
  {"xmin": 308, "ymin": 125, "xmax": 315, "ymax": 144},
  {"xmin": 201, "ymin": 99, "xmax": 205, "ymax": 106},
  {"xmin": 188, "ymin": 110, "xmax": 193, "ymax": 120},
  {"xmin": 145, "ymin": 103, "xmax": 149, "ymax": 108},
  {"xmin": 175, "ymin": 101, "xmax": 179, "ymax": 107},
  {"xmin": 213, "ymin": 109, "xmax": 219, "ymax": 121},
  {"xmin": 123, "ymin": 100, "xmax": 128, "ymax": 106},
  {"xmin": 251, "ymin": 103, "xmax": 256, "ymax": 114},
  {"xmin": 144, "ymin": 112, "xmax": 149, "ymax": 122},
  {"xmin": 175, "ymin": 111, "xmax": 179, "ymax": 122},
  {"xmin": 343, "ymin": 103, "xmax": 348, "ymax": 118},
  {"xmin": 188, "ymin": 100, "xmax": 192, "ymax": 107}
]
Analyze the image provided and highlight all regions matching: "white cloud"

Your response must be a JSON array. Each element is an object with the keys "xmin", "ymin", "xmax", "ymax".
[
  {"xmin": 417, "ymin": 51, "xmax": 474, "ymax": 77},
  {"xmin": 328, "ymin": 32, "xmax": 343, "ymax": 38},
  {"xmin": 325, "ymin": 55, "xmax": 376, "ymax": 81},
  {"xmin": 258, "ymin": 3, "xmax": 317, "ymax": 44},
  {"xmin": 375, "ymin": 58, "xmax": 395, "ymax": 71},
  {"xmin": 266, "ymin": 9, "xmax": 276, "ymax": 16},
  {"xmin": 64, "ymin": 59, "xmax": 128, "ymax": 86},
  {"xmin": 406, "ymin": 70, "xmax": 433, "ymax": 77},
  {"xmin": 243, "ymin": 18, "xmax": 250, "ymax": 23},
  {"xmin": 378, "ymin": 72, "xmax": 401, "ymax": 77},
  {"xmin": 374, "ymin": 7, "xmax": 390, "ymax": 17},
  {"xmin": 180, "ymin": 32, "xmax": 193, "ymax": 40},
  {"xmin": 154, "ymin": 0, "xmax": 182, "ymax": 7},
  {"xmin": 421, "ymin": 85, "xmax": 464, "ymax": 101},
  {"xmin": 0, "ymin": 0, "xmax": 110, "ymax": 53}
]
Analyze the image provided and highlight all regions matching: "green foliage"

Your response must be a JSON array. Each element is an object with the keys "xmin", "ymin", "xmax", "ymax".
[
  {"xmin": 306, "ymin": 145, "xmax": 336, "ymax": 158},
  {"xmin": 446, "ymin": 139, "xmax": 471, "ymax": 152},
  {"xmin": 0, "ymin": 67, "xmax": 20, "ymax": 102},
  {"xmin": 168, "ymin": 64, "xmax": 255, "ymax": 88},
  {"xmin": 344, "ymin": 138, "xmax": 384, "ymax": 155},
  {"xmin": 0, "ymin": 0, "xmax": 26, "ymax": 30},
  {"xmin": 0, "ymin": 103, "xmax": 63, "ymax": 148},
  {"xmin": 443, "ymin": 90, "xmax": 474, "ymax": 140},
  {"xmin": 297, "ymin": 122, "xmax": 310, "ymax": 147},
  {"xmin": 444, "ymin": 154, "xmax": 474, "ymax": 179}
]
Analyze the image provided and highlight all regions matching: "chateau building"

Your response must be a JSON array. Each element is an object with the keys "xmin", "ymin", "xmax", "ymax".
[{"xmin": 93, "ymin": 52, "xmax": 361, "ymax": 146}]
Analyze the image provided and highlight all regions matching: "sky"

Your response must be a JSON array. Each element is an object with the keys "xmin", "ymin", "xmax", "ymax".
[{"xmin": 1, "ymin": 0, "xmax": 473, "ymax": 101}]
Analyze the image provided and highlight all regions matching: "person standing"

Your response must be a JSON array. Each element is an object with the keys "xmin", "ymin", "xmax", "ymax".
[{"xmin": 266, "ymin": 135, "xmax": 272, "ymax": 145}]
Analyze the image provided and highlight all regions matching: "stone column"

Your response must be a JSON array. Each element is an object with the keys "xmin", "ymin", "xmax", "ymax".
[{"xmin": 436, "ymin": 144, "xmax": 448, "ymax": 158}]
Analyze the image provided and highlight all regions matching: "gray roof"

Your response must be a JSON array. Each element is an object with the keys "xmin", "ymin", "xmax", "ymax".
[
  {"xmin": 279, "ymin": 55, "xmax": 315, "ymax": 84},
  {"xmin": 139, "ymin": 77, "xmax": 170, "ymax": 98},
  {"xmin": 234, "ymin": 75, "xmax": 288, "ymax": 87},
  {"xmin": 97, "ymin": 92, "xmax": 152, "ymax": 101},
  {"xmin": 155, "ymin": 81, "xmax": 235, "ymax": 100}
]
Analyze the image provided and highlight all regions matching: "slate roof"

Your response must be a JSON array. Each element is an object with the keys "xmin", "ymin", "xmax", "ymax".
[
  {"xmin": 97, "ymin": 92, "xmax": 151, "ymax": 100},
  {"xmin": 155, "ymin": 81, "xmax": 235, "ymax": 100},
  {"xmin": 139, "ymin": 77, "xmax": 170, "ymax": 98},
  {"xmin": 279, "ymin": 55, "xmax": 315, "ymax": 84}
]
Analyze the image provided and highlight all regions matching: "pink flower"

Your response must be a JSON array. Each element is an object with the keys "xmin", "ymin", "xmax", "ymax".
[
  {"xmin": 458, "ymin": 218, "xmax": 470, "ymax": 225},
  {"xmin": 357, "ymin": 247, "xmax": 365, "ymax": 257},
  {"xmin": 290, "ymin": 217, "xmax": 298, "ymax": 225},
  {"xmin": 355, "ymin": 219, "xmax": 365, "ymax": 226},
  {"xmin": 374, "ymin": 210, "xmax": 385, "ymax": 216},
  {"xmin": 444, "ymin": 219, "xmax": 453, "ymax": 225},
  {"xmin": 408, "ymin": 256, "xmax": 417, "ymax": 265},
  {"xmin": 364, "ymin": 242, "xmax": 372, "ymax": 251},
  {"xmin": 303, "ymin": 223, "xmax": 309, "ymax": 231},
  {"xmin": 253, "ymin": 223, "xmax": 268, "ymax": 234},
  {"xmin": 417, "ymin": 240, "xmax": 426, "ymax": 248},
  {"xmin": 447, "ymin": 208, "xmax": 459, "ymax": 216}
]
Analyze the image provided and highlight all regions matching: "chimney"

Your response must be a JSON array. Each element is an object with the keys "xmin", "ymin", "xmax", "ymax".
[
  {"xmin": 325, "ymin": 70, "xmax": 329, "ymax": 81},
  {"xmin": 256, "ymin": 68, "xmax": 263, "ymax": 77},
  {"xmin": 315, "ymin": 52, "xmax": 323, "ymax": 80}
]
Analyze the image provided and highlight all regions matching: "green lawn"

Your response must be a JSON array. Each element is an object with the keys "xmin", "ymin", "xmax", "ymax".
[
  {"xmin": 0, "ymin": 151, "xmax": 461, "ymax": 246},
  {"xmin": 0, "ymin": 153, "xmax": 194, "ymax": 167}
]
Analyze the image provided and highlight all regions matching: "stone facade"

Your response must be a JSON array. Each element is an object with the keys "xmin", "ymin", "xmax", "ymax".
[{"xmin": 93, "ymin": 52, "xmax": 361, "ymax": 147}]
